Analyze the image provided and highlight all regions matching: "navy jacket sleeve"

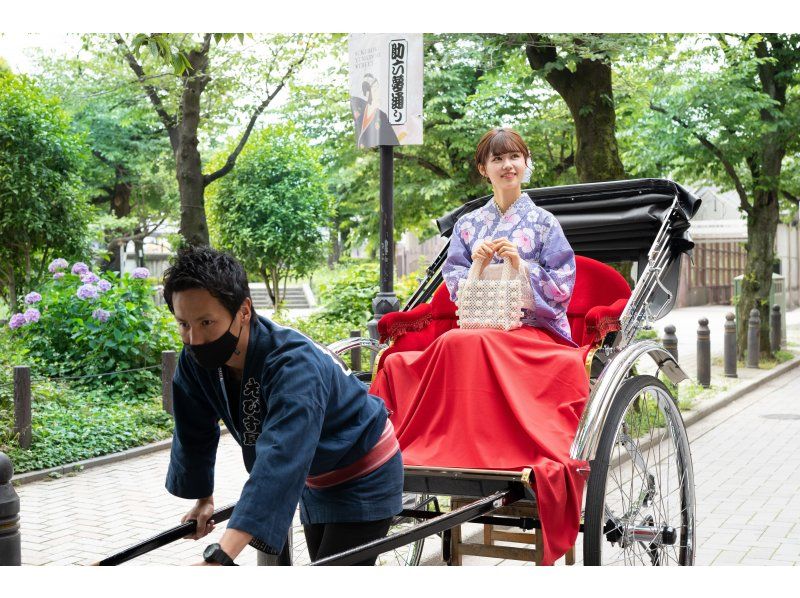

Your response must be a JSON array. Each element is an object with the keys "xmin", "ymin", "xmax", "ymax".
[
  {"xmin": 165, "ymin": 360, "xmax": 221, "ymax": 499},
  {"xmin": 226, "ymin": 361, "xmax": 327, "ymax": 551}
]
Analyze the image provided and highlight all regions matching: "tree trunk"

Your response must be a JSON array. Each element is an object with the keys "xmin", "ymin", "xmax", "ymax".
[
  {"xmin": 736, "ymin": 189, "xmax": 780, "ymax": 359},
  {"xmin": 176, "ymin": 46, "xmax": 211, "ymax": 247}
]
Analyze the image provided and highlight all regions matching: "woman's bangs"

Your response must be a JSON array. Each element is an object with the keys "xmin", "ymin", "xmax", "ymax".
[{"xmin": 488, "ymin": 133, "xmax": 526, "ymax": 158}]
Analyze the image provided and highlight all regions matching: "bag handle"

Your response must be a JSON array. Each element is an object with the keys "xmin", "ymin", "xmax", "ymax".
[{"xmin": 466, "ymin": 256, "xmax": 516, "ymax": 281}]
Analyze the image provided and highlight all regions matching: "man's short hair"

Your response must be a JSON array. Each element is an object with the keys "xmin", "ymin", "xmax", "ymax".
[{"xmin": 162, "ymin": 245, "xmax": 251, "ymax": 317}]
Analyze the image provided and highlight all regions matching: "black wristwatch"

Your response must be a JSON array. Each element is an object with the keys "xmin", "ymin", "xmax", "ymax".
[{"xmin": 203, "ymin": 543, "xmax": 238, "ymax": 566}]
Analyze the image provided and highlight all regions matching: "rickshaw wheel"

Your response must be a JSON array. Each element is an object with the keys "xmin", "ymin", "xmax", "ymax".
[{"xmin": 583, "ymin": 375, "xmax": 695, "ymax": 566}]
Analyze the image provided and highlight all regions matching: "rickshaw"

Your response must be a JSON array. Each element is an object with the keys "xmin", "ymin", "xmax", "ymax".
[{"xmin": 100, "ymin": 178, "xmax": 700, "ymax": 567}]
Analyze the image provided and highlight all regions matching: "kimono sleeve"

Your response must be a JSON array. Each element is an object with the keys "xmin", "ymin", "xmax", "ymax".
[
  {"xmin": 443, "ymin": 217, "xmax": 473, "ymax": 303},
  {"xmin": 526, "ymin": 216, "xmax": 576, "ymax": 322},
  {"xmin": 226, "ymin": 365, "xmax": 327, "ymax": 552},
  {"xmin": 165, "ymin": 366, "xmax": 221, "ymax": 499}
]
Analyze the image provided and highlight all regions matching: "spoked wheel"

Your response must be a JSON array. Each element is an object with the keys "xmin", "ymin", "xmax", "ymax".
[
  {"xmin": 285, "ymin": 493, "xmax": 430, "ymax": 566},
  {"xmin": 583, "ymin": 375, "xmax": 695, "ymax": 566}
]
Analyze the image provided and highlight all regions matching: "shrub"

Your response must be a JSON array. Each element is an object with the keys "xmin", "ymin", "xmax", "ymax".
[{"xmin": 8, "ymin": 260, "xmax": 180, "ymax": 396}]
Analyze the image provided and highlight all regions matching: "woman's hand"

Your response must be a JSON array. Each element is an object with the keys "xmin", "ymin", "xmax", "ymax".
[
  {"xmin": 471, "ymin": 241, "xmax": 495, "ymax": 269},
  {"xmin": 182, "ymin": 496, "xmax": 216, "ymax": 540},
  {"xmin": 491, "ymin": 237, "xmax": 521, "ymax": 271}
]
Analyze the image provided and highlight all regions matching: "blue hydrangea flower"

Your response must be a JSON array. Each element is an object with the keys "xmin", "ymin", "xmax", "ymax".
[
  {"xmin": 131, "ymin": 267, "xmax": 150, "ymax": 279},
  {"xmin": 92, "ymin": 308, "xmax": 111, "ymax": 323},
  {"xmin": 48, "ymin": 258, "xmax": 69, "ymax": 273},
  {"xmin": 81, "ymin": 272, "xmax": 100, "ymax": 284},
  {"xmin": 9, "ymin": 313, "xmax": 27, "ymax": 330},
  {"xmin": 25, "ymin": 292, "xmax": 42, "ymax": 304},
  {"xmin": 71, "ymin": 262, "xmax": 90, "ymax": 276},
  {"xmin": 76, "ymin": 284, "xmax": 99, "ymax": 300},
  {"xmin": 53, "ymin": 272, "xmax": 65, "ymax": 280},
  {"xmin": 23, "ymin": 308, "xmax": 40, "ymax": 323},
  {"xmin": 97, "ymin": 279, "xmax": 112, "ymax": 292}
]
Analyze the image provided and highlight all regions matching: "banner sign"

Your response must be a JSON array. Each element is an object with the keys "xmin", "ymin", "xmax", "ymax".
[{"xmin": 348, "ymin": 33, "xmax": 423, "ymax": 148}]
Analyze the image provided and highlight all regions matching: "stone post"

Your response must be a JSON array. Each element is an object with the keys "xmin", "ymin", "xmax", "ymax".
[
  {"xmin": 724, "ymin": 312, "xmax": 737, "ymax": 378},
  {"xmin": 662, "ymin": 325, "xmax": 678, "ymax": 362},
  {"xmin": 747, "ymin": 308, "xmax": 761, "ymax": 368},
  {"xmin": 161, "ymin": 351, "xmax": 176, "ymax": 416},
  {"xmin": 697, "ymin": 317, "xmax": 711, "ymax": 388},
  {"xmin": 13, "ymin": 367, "xmax": 31, "ymax": 449},
  {"xmin": 770, "ymin": 305, "xmax": 782, "ymax": 354}
]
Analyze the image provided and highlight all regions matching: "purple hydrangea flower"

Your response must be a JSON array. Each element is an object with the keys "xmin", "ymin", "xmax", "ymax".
[
  {"xmin": 48, "ymin": 258, "xmax": 68, "ymax": 273},
  {"xmin": 92, "ymin": 308, "xmax": 111, "ymax": 323},
  {"xmin": 81, "ymin": 272, "xmax": 100, "ymax": 284},
  {"xmin": 131, "ymin": 267, "xmax": 150, "ymax": 279},
  {"xmin": 53, "ymin": 272, "xmax": 65, "ymax": 280},
  {"xmin": 71, "ymin": 262, "xmax": 90, "ymax": 276},
  {"xmin": 23, "ymin": 308, "xmax": 40, "ymax": 323},
  {"xmin": 9, "ymin": 313, "xmax": 27, "ymax": 330},
  {"xmin": 97, "ymin": 279, "xmax": 112, "ymax": 292},
  {"xmin": 25, "ymin": 292, "xmax": 42, "ymax": 304},
  {"xmin": 76, "ymin": 284, "xmax": 99, "ymax": 300}
]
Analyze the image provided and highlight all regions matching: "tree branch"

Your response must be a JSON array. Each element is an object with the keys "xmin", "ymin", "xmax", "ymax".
[
  {"xmin": 113, "ymin": 34, "xmax": 178, "ymax": 147},
  {"xmin": 393, "ymin": 152, "xmax": 450, "ymax": 178},
  {"xmin": 523, "ymin": 34, "xmax": 571, "ymax": 92},
  {"xmin": 203, "ymin": 40, "xmax": 311, "ymax": 188},
  {"xmin": 106, "ymin": 216, "xmax": 168, "ymax": 247},
  {"xmin": 649, "ymin": 102, "xmax": 752, "ymax": 214}
]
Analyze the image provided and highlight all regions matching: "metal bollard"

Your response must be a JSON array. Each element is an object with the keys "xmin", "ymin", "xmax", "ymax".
[
  {"xmin": 770, "ymin": 305, "xmax": 782, "ymax": 354},
  {"xmin": 0, "ymin": 451, "xmax": 21, "ymax": 565},
  {"xmin": 663, "ymin": 325, "xmax": 678, "ymax": 362},
  {"xmin": 747, "ymin": 308, "xmax": 761, "ymax": 368},
  {"xmin": 724, "ymin": 312, "xmax": 738, "ymax": 378},
  {"xmin": 697, "ymin": 317, "xmax": 711, "ymax": 388},
  {"xmin": 350, "ymin": 330, "xmax": 362, "ymax": 372}
]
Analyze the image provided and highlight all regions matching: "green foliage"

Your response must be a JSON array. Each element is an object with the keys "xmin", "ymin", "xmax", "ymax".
[
  {"xmin": 0, "ymin": 71, "xmax": 92, "ymax": 309},
  {"xmin": 0, "ymin": 377, "xmax": 173, "ymax": 474},
  {"xmin": 207, "ymin": 124, "xmax": 333, "ymax": 307},
  {"xmin": 271, "ymin": 312, "xmax": 355, "ymax": 348},
  {"xmin": 11, "ymin": 268, "xmax": 180, "ymax": 395},
  {"xmin": 313, "ymin": 259, "xmax": 380, "ymax": 328}
]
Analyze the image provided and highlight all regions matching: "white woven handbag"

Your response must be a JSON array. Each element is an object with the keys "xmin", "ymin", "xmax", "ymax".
[{"xmin": 456, "ymin": 257, "xmax": 533, "ymax": 331}]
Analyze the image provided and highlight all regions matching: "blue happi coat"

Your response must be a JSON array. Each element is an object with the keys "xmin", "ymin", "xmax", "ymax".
[
  {"xmin": 165, "ymin": 315, "xmax": 403, "ymax": 552},
  {"xmin": 443, "ymin": 193, "xmax": 577, "ymax": 345}
]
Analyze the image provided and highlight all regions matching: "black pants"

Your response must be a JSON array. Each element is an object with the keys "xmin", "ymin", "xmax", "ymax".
[{"xmin": 303, "ymin": 517, "xmax": 393, "ymax": 565}]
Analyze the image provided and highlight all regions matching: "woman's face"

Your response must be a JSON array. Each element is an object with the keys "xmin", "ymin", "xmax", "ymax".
[{"xmin": 479, "ymin": 150, "xmax": 527, "ymax": 191}]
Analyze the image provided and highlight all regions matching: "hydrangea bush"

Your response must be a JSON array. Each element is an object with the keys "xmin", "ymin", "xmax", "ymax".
[{"xmin": 9, "ymin": 259, "xmax": 180, "ymax": 395}]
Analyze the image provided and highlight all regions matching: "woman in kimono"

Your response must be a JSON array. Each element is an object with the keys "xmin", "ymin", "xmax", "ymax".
[{"xmin": 369, "ymin": 128, "xmax": 591, "ymax": 566}]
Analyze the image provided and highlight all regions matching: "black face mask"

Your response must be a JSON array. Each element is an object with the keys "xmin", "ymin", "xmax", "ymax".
[{"xmin": 186, "ymin": 315, "xmax": 242, "ymax": 370}]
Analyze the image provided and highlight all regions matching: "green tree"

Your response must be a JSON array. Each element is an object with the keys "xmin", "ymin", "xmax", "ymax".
[
  {"xmin": 34, "ymin": 47, "xmax": 178, "ymax": 271},
  {"xmin": 106, "ymin": 33, "xmax": 314, "ymax": 247},
  {"xmin": 0, "ymin": 71, "xmax": 91, "ymax": 310},
  {"xmin": 207, "ymin": 125, "xmax": 333, "ymax": 308},
  {"xmin": 636, "ymin": 34, "xmax": 800, "ymax": 357}
]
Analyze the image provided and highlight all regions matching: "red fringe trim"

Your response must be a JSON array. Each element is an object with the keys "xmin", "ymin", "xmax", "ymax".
[
  {"xmin": 586, "ymin": 316, "xmax": 620, "ymax": 343},
  {"xmin": 382, "ymin": 313, "xmax": 433, "ymax": 343}
]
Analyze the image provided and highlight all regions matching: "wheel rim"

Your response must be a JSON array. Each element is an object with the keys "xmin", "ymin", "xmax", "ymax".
[{"xmin": 594, "ymin": 383, "xmax": 695, "ymax": 565}]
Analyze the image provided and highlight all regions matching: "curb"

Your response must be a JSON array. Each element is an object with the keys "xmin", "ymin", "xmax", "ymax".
[
  {"xmin": 11, "ymin": 357, "xmax": 800, "ymax": 487},
  {"xmin": 11, "ymin": 428, "xmax": 230, "ymax": 486},
  {"xmin": 682, "ymin": 355, "xmax": 800, "ymax": 429}
]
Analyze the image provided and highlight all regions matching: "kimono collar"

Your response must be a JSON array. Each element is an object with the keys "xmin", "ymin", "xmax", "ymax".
[
  {"xmin": 234, "ymin": 314, "xmax": 273, "ymax": 386},
  {"xmin": 491, "ymin": 192, "xmax": 529, "ymax": 217}
]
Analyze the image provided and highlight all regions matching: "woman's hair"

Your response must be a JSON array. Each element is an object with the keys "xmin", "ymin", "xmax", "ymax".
[
  {"xmin": 474, "ymin": 128, "xmax": 530, "ymax": 171},
  {"xmin": 162, "ymin": 245, "xmax": 252, "ymax": 317}
]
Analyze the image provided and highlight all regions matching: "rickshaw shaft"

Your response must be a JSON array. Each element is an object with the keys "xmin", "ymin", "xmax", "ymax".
[{"xmin": 400, "ymin": 508, "xmax": 540, "ymax": 531}]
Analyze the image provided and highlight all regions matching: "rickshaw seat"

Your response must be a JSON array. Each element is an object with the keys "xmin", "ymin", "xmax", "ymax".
[{"xmin": 377, "ymin": 255, "xmax": 631, "ymax": 370}]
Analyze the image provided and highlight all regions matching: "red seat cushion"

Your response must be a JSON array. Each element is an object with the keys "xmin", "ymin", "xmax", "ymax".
[{"xmin": 376, "ymin": 255, "xmax": 631, "ymax": 369}]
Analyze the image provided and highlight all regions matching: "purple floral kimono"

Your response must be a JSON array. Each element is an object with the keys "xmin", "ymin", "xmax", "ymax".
[{"xmin": 443, "ymin": 193, "xmax": 577, "ymax": 346}]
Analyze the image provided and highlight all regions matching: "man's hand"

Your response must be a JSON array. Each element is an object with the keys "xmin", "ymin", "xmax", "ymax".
[
  {"xmin": 491, "ymin": 237, "xmax": 521, "ymax": 271},
  {"xmin": 182, "ymin": 496, "xmax": 216, "ymax": 540}
]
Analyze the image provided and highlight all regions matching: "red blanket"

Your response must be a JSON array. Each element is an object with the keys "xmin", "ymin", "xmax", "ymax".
[{"xmin": 369, "ymin": 326, "xmax": 590, "ymax": 565}]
